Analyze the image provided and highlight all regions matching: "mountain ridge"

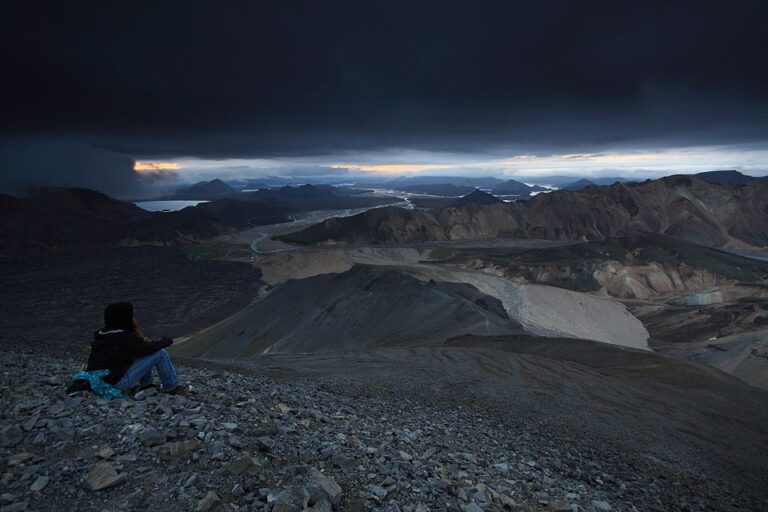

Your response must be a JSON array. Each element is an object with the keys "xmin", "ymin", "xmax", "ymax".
[{"xmin": 281, "ymin": 175, "xmax": 768, "ymax": 248}]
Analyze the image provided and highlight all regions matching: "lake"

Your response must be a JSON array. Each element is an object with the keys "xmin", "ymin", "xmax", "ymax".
[{"xmin": 134, "ymin": 200, "xmax": 209, "ymax": 212}]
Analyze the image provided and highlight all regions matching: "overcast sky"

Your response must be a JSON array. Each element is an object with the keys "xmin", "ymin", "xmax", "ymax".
[{"xmin": 1, "ymin": 1, "xmax": 767, "ymax": 195}]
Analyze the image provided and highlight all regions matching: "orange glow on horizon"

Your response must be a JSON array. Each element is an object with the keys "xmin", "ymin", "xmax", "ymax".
[
  {"xmin": 330, "ymin": 163, "xmax": 453, "ymax": 173},
  {"xmin": 133, "ymin": 161, "xmax": 181, "ymax": 171}
]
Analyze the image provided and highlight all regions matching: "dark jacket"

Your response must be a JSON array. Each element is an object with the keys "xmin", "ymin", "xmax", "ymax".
[{"xmin": 85, "ymin": 329, "xmax": 173, "ymax": 385}]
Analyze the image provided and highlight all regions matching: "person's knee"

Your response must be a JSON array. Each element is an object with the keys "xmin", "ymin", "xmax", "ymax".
[{"xmin": 157, "ymin": 349, "xmax": 171, "ymax": 360}]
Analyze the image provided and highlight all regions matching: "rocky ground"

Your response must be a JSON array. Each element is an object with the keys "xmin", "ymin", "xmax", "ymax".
[{"xmin": 2, "ymin": 349, "xmax": 767, "ymax": 512}]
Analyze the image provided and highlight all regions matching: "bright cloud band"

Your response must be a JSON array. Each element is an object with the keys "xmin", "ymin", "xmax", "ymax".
[{"xmin": 134, "ymin": 161, "xmax": 180, "ymax": 171}]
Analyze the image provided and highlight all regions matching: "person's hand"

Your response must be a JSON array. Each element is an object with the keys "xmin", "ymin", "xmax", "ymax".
[{"xmin": 160, "ymin": 336, "xmax": 174, "ymax": 346}]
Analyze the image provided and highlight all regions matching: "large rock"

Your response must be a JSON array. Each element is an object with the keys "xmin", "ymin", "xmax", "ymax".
[
  {"xmin": 0, "ymin": 425, "xmax": 23, "ymax": 448},
  {"xmin": 138, "ymin": 427, "xmax": 166, "ymax": 446},
  {"xmin": 226, "ymin": 455, "xmax": 261, "ymax": 476},
  {"xmin": 272, "ymin": 486, "xmax": 310, "ymax": 512},
  {"xmin": 83, "ymin": 462, "xmax": 127, "ymax": 491},
  {"xmin": 29, "ymin": 476, "xmax": 48, "ymax": 492},
  {"xmin": 158, "ymin": 439, "xmax": 200, "ymax": 461},
  {"xmin": 304, "ymin": 467, "xmax": 342, "ymax": 507},
  {"xmin": 195, "ymin": 491, "xmax": 221, "ymax": 512}
]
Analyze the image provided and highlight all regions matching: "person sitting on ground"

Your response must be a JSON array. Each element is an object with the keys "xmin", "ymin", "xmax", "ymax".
[{"xmin": 68, "ymin": 302, "xmax": 190, "ymax": 396}]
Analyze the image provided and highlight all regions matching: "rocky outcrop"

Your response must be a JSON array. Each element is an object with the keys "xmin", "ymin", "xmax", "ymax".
[
  {"xmin": 436, "ymin": 202, "xmax": 523, "ymax": 240},
  {"xmin": 281, "ymin": 206, "xmax": 448, "ymax": 246},
  {"xmin": 597, "ymin": 262, "xmax": 719, "ymax": 299},
  {"xmin": 526, "ymin": 175, "xmax": 768, "ymax": 247}
]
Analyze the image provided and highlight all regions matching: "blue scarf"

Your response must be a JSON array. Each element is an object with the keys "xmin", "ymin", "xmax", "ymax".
[{"xmin": 72, "ymin": 369, "xmax": 125, "ymax": 400}]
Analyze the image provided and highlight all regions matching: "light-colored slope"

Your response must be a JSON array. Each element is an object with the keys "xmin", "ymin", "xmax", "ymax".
[{"xmin": 401, "ymin": 265, "xmax": 649, "ymax": 350}]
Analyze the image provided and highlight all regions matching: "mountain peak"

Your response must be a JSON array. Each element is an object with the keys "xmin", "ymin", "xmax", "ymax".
[
  {"xmin": 459, "ymin": 189, "xmax": 503, "ymax": 205},
  {"xmin": 563, "ymin": 179, "xmax": 597, "ymax": 191},
  {"xmin": 694, "ymin": 170, "xmax": 754, "ymax": 186}
]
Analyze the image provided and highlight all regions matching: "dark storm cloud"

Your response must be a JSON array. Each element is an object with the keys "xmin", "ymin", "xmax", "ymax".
[
  {"xmin": 0, "ymin": 138, "xmax": 174, "ymax": 198},
  {"xmin": 1, "ymin": 1, "xmax": 767, "ymax": 158}
]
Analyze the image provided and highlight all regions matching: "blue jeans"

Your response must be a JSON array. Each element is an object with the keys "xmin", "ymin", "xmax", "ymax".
[{"xmin": 115, "ymin": 349, "xmax": 179, "ymax": 392}]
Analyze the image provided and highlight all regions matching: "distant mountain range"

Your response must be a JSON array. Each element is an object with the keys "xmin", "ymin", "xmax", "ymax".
[
  {"xmin": 400, "ymin": 183, "xmax": 477, "ymax": 196},
  {"xmin": 5, "ymin": 172, "xmax": 765, "ymax": 256},
  {"xmin": 167, "ymin": 178, "xmax": 238, "ymax": 200},
  {"xmin": 534, "ymin": 176, "xmax": 634, "ymax": 188},
  {"xmin": 281, "ymin": 173, "xmax": 768, "ymax": 248},
  {"xmin": 363, "ymin": 176, "xmax": 505, "ymax": 190},
  {"xmin": 162, "ymin": 172, "xmax": 761, "ymax": 202}
]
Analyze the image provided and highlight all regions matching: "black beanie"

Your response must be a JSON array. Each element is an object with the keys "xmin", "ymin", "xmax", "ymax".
[{"xmin": 104, "ymin": 302, "xmax": 133, "ymax": 330}]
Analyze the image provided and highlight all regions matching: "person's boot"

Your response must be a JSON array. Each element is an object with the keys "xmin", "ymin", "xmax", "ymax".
[
  {"xmin": 127, "ymin": 382, "xmax": 156, "ymax": 395},
  {"xmin": 165, "ymin": 383, "xmax": 192, "ymax": 396}
]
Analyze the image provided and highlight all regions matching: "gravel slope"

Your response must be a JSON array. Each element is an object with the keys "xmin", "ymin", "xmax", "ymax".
[{"xmin": 2, "ymin": 346, "xmax": 767, "ymax": 512}]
